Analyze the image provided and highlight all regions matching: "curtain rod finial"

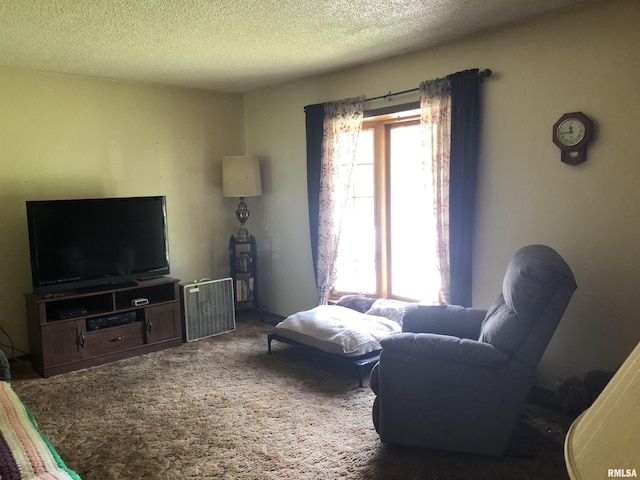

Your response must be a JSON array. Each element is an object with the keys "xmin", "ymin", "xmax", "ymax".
[{"xmin": 480, "ymin": 69, "xmax": 492, "ymax": 78}]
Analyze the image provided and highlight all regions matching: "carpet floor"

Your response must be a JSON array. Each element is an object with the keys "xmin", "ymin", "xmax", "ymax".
[{"xmin": 11, "ymin": 318, "xmax": 572, "ymax": 479}]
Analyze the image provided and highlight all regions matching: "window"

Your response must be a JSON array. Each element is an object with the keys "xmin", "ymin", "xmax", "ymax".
[{"xmin": 333, "ymin": 110, "xmax": 441, "ymax": 303}]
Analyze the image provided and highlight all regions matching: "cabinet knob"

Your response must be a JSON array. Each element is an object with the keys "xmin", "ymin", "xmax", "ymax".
[{"xmin": 110, "ymin": 336, "xmax": 125, "ymax": 342}]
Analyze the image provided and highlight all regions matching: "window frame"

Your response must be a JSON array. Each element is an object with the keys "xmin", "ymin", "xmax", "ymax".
[{"xmin": 330, "ymin": 107, "xmax": 423, "ymax": 302}]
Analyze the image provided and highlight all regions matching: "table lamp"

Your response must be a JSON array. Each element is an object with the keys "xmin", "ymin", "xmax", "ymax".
[{"xmin": 222, "ymin": 155, "xmax": 262, "ymax": 242}]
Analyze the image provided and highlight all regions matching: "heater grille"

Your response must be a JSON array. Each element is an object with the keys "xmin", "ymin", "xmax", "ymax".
[{"xmin": 181, "ymin": 278, "xmax": 235, "ymax": 341}]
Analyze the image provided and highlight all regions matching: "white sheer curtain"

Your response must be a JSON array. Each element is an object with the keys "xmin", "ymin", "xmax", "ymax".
[
  {"xmin": 420, "ymin": 78, "xmax": 452, "ymax": 303},
  {"xmin": 315, "ymin": 96, "xmax": 365, "ymax": 303}
]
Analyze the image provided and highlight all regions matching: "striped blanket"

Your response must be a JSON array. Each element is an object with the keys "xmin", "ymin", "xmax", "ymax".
[{"xmin": 0, "ymin": 381, "xmax": 80, "ymax": 480}]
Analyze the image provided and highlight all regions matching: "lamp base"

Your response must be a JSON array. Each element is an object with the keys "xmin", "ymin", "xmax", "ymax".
[
  {"xmin": 235, "ymin": 226, "xmax": 251, "ymax": 243},
  {"xmin": 234, "ymin": 197, "xmax": 252, "ymax": 243}
]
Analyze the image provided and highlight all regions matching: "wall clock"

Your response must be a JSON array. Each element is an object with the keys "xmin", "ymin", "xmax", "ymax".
[{"xmin": 552, "ymin": 112, "xmax": 593, "ymax": 165}]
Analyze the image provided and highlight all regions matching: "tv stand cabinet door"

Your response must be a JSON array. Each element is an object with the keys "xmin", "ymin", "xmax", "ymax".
[
  {"xmin": 41, "ymin": 320, "xmax": 85, "ymax": 367},
  {"xmin": 145, "ymin": 303, "xmax": 181, "ymax": 344}
]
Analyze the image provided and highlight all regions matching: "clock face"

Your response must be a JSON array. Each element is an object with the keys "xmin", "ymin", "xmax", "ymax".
[{"xmin": 556, "ymin": 118, "xmax": 586, "ymax": 147}]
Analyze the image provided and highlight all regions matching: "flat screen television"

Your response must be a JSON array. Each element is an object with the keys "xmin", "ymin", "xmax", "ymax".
[{"xmin": 26, "ymin": 196, "xmax": 170, "ymax": 294}]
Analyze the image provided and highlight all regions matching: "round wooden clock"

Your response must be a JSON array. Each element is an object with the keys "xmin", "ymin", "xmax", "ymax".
[{"xmin": 552, "ymin": 112, "xmax": 593, "ymax": 165}]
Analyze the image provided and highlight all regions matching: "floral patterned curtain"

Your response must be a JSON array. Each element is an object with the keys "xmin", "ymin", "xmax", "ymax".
[
  {"xmin": 420, "ymin": 78, "xmax": 452, "ymax": 303},
  {"xmin": 315, "ymin": 96, "xmax": 365, "ymax": 303}
]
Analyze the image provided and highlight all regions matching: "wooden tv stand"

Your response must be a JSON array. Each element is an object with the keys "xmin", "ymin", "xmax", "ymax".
[{"xmin": 25, "ymin": 277, "xmax": 183, "ymax": 378}]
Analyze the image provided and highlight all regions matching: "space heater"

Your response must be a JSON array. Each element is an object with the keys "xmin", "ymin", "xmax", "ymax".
[{"xmin": 181, "ymin": 278, "xmax": 235, "ymax": 341}]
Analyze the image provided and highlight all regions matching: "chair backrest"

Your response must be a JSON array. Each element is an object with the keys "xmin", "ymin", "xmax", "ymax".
[{"xmin": 478, "ymin": 244, "xmax": 577, "ymax": 367}]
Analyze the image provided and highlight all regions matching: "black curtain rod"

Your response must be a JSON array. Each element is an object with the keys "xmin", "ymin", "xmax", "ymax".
[{"xmin": 365, "ymin": 68, "xmax": 492, "ymax": 103}]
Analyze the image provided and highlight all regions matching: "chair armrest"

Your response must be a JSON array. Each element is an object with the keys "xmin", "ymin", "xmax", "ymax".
[
  {"xmin": 402, "ymin": 304, "xmax": 487, "ymax": 339},
  {"xmin": 380, "ymin": 332, "xmax": 508, "ymax": 368},
  {"xmin": 370, "ymin": 362, "xmax": 380, "ymax": 394}
]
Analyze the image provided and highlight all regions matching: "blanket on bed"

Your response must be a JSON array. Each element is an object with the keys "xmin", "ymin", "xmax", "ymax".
[
  {"xmin": 0, "ymin": 381, "xmax": 80, "ymax": 480},
  {"xmin": 275, "ymin": 304, "xmax": 402, "ymax": 357}
]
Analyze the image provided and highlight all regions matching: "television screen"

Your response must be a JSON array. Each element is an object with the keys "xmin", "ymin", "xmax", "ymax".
[{"xmin": 26, "ymin": 196, "xmax": 170, "ymax": 294}]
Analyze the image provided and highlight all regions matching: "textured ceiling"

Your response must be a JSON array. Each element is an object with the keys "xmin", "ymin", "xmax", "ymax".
[{"xmin": 0, "ymin": 0, "xmax": 596, "ymax": 93}]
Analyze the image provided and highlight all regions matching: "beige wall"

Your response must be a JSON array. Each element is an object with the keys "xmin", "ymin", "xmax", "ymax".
[
  {"xmin": 1, "ymin": 0, "xmax": 637, "ymax": 389},
  {"xmin": 0, "ymin": 68, "xmax": 244, "ymax": 354},
  {"xmin": 245, "ymin": 0, "xmax": 640, "ymax": 387}
]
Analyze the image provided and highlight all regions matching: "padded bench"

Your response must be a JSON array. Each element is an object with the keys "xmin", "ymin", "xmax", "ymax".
[{"xmin": 268, "ymin": 296, "xmax": 410, "ymax": 387}]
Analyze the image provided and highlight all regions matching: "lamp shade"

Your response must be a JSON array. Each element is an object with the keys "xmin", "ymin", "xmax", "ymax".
[
  {"xmin": 222, "ymin": 156, "xmax": 262, "ymax": 198},
  {"xmin": 565, "ymin": 342, "xmax": 640, "ymax": 479}
]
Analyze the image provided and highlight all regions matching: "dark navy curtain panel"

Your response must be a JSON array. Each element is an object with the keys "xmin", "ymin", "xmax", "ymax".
[
  {"xmin": 304, "ymin": 103, "xmax": 324, "ymax": 283},
  {"xmin": 447, "ymin": 68, "xmax": 482, "ymax": 307}
]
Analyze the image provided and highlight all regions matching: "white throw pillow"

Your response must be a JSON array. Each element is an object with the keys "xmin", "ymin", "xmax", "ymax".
[{"xmin": 365, "ymin": 298, "xmax": 411, "ymax": 325}]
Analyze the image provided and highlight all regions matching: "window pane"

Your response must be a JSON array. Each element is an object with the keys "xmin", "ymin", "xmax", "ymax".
[
  {"xmin": 334, "ymin": 129, "xmax": 376, "ymax": 294},
  {"xmin": 332, "ymin": 118, "xmax": 442, "ymax": 302},
  {"xmin": 389, "ymin": 124, "xmax": 440, "ymax": 302}
]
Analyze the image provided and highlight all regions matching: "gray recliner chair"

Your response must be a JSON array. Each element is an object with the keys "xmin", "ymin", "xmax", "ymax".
[{"xmin": 370, "ymin": 244, "xmax": 577, "ymax": 456}]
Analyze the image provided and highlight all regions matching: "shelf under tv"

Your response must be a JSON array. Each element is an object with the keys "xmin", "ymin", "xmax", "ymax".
[{"xmin": 25, "ymin": 276, "xmax": 183, "ymax": 378}]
